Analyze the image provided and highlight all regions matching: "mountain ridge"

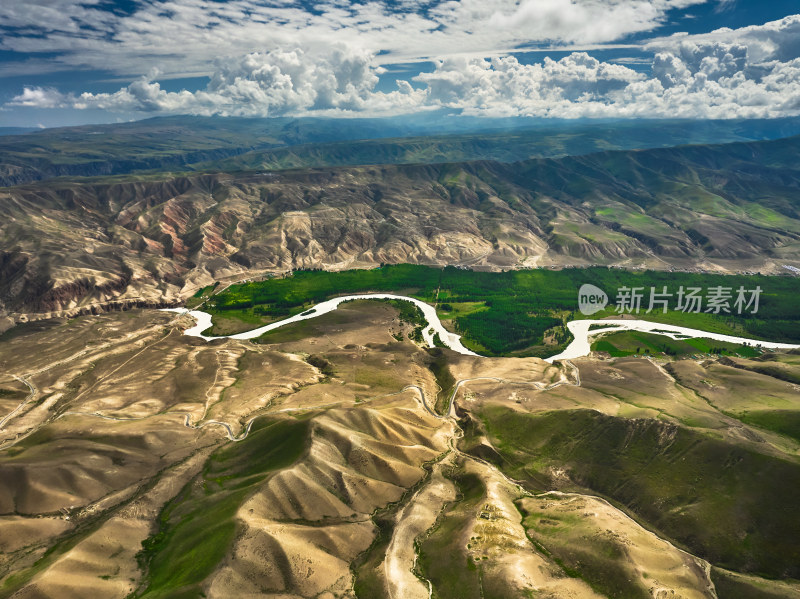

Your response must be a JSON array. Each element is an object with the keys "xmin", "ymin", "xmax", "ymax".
[{"xmin": 2, "ymin": 133, "xmax": 800, "ymax": 328}]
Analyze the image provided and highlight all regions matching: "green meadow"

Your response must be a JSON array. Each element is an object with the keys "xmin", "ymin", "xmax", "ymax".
[{"xmin": 475, "ymin": 406, "xmax": 800, "ymax": 579}]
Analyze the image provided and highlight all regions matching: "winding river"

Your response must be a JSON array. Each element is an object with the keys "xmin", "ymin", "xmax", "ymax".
[{"xmin": 162, "ymin": 294, "xmax": 800, "ymax": 362}]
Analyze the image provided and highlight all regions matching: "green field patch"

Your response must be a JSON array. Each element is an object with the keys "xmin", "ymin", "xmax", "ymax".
[
  {"xmin": 591, "ymin": 331, "xmax": 762, "ymax": 358},
  {"xmin": 185, "ymin": 282, "xmax": 220, "ymax": 309},
  {"xmin": 736, "ymin": 410, "xmax": 800, "ymax": 443},
  {"xmin": 593, "ymin": 339, "xmax": 630, "ymax": 357},
  {"xmin": 435, "ymin": 301, "xmax": 487, "ymax": 321}
]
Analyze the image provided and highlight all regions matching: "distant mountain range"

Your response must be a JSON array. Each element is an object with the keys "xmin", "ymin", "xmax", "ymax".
[
  {"xmin": 3, "ymin": 115, "xmax": 800, "ymax": 186},
  {"xmin": 2, "ymin": 127, "xmax": 800, "ymax": 327}
]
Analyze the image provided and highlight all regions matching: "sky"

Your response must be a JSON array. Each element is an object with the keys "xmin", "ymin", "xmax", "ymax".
[{"xmin": 1, "ymin": 0, "xmax": 799, "ymax": 127}]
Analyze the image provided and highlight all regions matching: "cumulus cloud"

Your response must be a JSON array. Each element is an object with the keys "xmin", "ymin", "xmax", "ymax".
[
  {"xmin": 11, "ymin": 46, "xmax": 426, "ymax": 117},
  {"xmin": 649, "ymin": 13, "xmax": 800, "ymax": 63},
  {"xmin": 611, "ymin": 15, "xmax": 800, "ymax": 118},
  {"xmin": 7, "ymin": 87, "xmax": 69, "ymax": 109},
  {"xmin": 416, "ymin": 53, "xmax": 644, "ymax": 116},
  {"xmin": 10, "ymin": 37, "xmax": 800, "ymax": 120},
  {"xmin": 410, "ymin": 15, "xmax": 800, "ymax": 118},
  {"xmin": 653, "ymin": 41, "xmax": 748, "ymax": 84}
]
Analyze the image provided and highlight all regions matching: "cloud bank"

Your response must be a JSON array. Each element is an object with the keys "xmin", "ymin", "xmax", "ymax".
[
  {"xmin": 5, "ymin": 5, "xmax": 800, "ymax": 119},
  {"xmin": 10, "ymin": 47, "xmax": 425, "ymax": 117}
]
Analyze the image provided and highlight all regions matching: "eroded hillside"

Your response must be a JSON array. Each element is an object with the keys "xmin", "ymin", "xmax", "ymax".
[
  {"xmin": 1, "ymin": 300, "xmax": 799, "ymax": 598},
  {"xmin": 3, "ymin": 135, "xmax": 800, "ymax": 330}
]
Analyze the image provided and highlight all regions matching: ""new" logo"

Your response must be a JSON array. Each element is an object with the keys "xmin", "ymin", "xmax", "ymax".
[{"xmin": 578, "ymin": 284, "xmax": 608, "ymax": 315}]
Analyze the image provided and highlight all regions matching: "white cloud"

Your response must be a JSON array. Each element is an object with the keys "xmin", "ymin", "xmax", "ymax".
[
  {"xmin": 11, "ymin": 46, "xmax": 426, "ymax": 117},
  {"xmin": 415, "ymin": 53, "xmax": 644, "ymax": 116},
  {"xmin": 5, "ymin": 4, "xmax": 800, "ymax": 120},
  {"xmin": 0, "ymin": 0, "xmax": 709, "ymax": 77},
  {"xmin": 7, "ymin": 87, "xmax": 69, "ymax": 109},
  {"xmin": 648, "ymin": 13, "xmax": 800, "ymax": 63},
  {"xmin": 483, "ymin": 0, "xmax": 704, "ymax": 45},
  {"xmin": 10, "ymin": 38, "xmax": 800, "ymax": 120},
  {"xmin": 408, "ymin": 16, "xmax": 800, "ymax": 119},
  {"xmin": 0, "ymin": 0, "xmax": 115, "ymax": 34}
]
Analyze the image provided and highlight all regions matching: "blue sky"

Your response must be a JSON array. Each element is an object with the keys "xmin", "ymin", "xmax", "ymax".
[{"xmin": 1, "ymin": 0, "xmax": 799, "ymax": 126}]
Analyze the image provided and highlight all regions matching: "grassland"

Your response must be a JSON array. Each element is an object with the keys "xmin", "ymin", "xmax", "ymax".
[
  {"xmin": 2, "ymin": 297, "xmax": 800, "ymax": 597},
  {"xmin": 711, "ymin": 568, "xmax": 800, "ymax": 599},
  {"xmin": 135, "ymin": 417, "xmax": 309, "ymax": 598},
  {"xmin": 737, "ymin": 410, "xmax": 800, "ymax": 443},
  {"xmin": 416, "ymin": 471, "xmax": 487, "ymax": 599},
  {"xmin": 0, "ymin": 303, "xmax": 453, "ymax": 598}
]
